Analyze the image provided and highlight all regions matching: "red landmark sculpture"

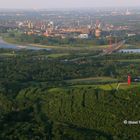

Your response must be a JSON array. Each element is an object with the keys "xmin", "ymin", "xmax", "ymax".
[{"xmin": 128, "ymin": 75, "xmax": 131, "ymax": 86}]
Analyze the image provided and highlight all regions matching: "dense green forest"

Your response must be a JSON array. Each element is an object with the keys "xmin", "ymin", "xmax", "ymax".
[{"xmin": 0, "ymin": 49, "xmax": 140, "ymax": 140}]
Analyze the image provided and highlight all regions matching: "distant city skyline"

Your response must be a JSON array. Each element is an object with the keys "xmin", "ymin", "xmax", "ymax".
[{"xmin": 0, "ymin": 0, "xmax": 140, "ymax": 9}]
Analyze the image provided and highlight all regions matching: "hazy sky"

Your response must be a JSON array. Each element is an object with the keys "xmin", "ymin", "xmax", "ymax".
[{"xmin": 0, "ymin": 0, "xmax": 140, "ymax": 9}]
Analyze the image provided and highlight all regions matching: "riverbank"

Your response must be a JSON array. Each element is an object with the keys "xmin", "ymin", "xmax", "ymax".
[
  {"xmin": 2, "ymin": 36, "xmax": 29, "ymax": 46},
  {"xmin": 0, "ymin": 37, "xmax": 48, "ymax": 50},
  {"xmin": 1, "ymin": 36, "xmax": 109, "ymax": 52},
  {"xmin": 29, "ymin": 43, "xmax": 109, "ymax": 51}
]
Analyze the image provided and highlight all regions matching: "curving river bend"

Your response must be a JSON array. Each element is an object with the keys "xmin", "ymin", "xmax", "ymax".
[{"xmin": 0, "ymin": 37, "xmax": 50, "ymax": 50}]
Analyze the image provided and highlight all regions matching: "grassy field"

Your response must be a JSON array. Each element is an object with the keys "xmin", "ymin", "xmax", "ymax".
[
  {"xmin": 47, "ymin": 53, "xmax": 70, "ymax": 58},
  {"xmin": 48, "ymin": 82, "xmax": 140, "ymax": 93},
  {"xmin": 118, "ymin": 59, "xmax": 140, "ymax": 62},
  {"xmin": 2, "ymin": 36, "xmax": 27, "ymax": 45},
  {"xmin": 29, "ymin": 43, "xmax": 109, "ymax": 51},
  {"xmin": 66, "ymin": 77, "xmax": 118, "ymax": 85},
  {"xmin": 0, "ymin": 53, "xmax": 17, "ymax": 57}
]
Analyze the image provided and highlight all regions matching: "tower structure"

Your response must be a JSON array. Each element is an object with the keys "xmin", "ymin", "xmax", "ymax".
[{"xmin": 95, "ymin": 20, "xmax": 101, "ymax": 38}]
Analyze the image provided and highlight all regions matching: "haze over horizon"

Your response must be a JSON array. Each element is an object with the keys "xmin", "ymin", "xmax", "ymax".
[{"xmin": 0, "ymin": 0, "xmax": 140, "ymax": 9}]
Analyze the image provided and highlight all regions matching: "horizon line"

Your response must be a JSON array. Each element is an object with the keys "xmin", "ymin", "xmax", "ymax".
[{"xmin": 0, "ymin": 6, "xmax": 140, "ymax": 10}]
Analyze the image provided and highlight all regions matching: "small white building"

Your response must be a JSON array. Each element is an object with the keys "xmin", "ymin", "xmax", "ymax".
[
  {"xmin": 79, "ymin": 34, "xmax": 89, "ymax": 39},
  {"xmin": 127, "ymin": 33, "xmax": 136, "ymax": 37}
]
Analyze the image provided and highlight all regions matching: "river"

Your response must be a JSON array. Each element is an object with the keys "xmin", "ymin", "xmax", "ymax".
[
  {"xmin": 0, "ymin": 37, "xmax": 51, "ymax": 51},
  {"xmin": 1, "ymin": 37, "xmax": 140, "ymax": 53},
  {"xmin": 119, "ymin": 49, "xmax": 140, "ymax": 53}
]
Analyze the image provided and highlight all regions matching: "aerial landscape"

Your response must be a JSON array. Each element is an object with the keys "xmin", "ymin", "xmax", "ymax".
[{"xmin": 0, "ymin": 0, "xmax": 140, "ymax": 140}]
